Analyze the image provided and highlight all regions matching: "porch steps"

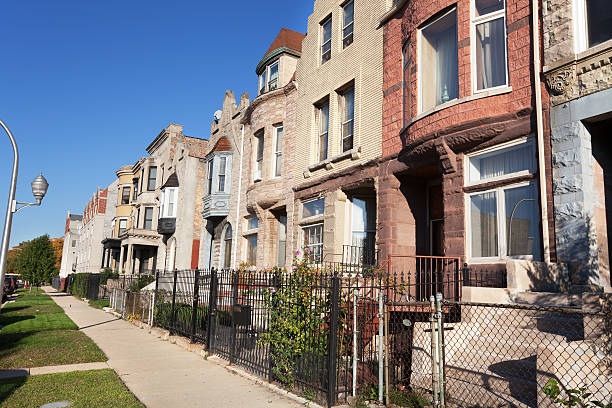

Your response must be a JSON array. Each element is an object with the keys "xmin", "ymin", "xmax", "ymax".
[{"xmin": 513, "ymin": 291, "xmax": 582, "ymax": 308}]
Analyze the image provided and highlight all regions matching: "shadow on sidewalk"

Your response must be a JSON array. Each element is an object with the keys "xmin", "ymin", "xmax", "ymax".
[{"xmin": 78, "ymin": 319, "xmax": 121, "ymax": 331}]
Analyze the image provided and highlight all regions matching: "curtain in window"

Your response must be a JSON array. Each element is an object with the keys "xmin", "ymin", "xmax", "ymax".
[
  {"xmin": 319, "ymin": 103, "xmax": 329, "ymax": 161},
  {"xmin": 505, "ymin": 184, "xmax": 540, "ymax": 258},
  {"xmin": 436, "ymin": 26, "xmax": 459, "ymax": 105},
  {"xmin": 477, "ymin": 143, "xmax": 533, "ymax": 180},
  {"xmin": 476, "ymin": 17, "xmax": 506, "ymax": 90},
  {"xmin": 471, "ymin": 192, "xmax": 498, "ymax": 257}
]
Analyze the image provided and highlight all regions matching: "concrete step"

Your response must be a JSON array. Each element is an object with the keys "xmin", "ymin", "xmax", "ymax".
[{"xmin": 513, "ymin": 292, "xmax": 581, "ymax": 308}]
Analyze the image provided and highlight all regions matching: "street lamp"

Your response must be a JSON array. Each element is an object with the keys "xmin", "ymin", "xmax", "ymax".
[{"xmin": 0, "ymin": 119, "xmax": 49, "ymax": 301}]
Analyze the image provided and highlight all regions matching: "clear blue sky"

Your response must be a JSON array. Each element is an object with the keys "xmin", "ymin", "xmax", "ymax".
[{"xmin": 0, "ymin": 0, "xmax": 312, "ymax": 248}]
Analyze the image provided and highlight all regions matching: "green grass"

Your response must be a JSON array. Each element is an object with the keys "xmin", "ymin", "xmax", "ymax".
[
  {"xmin": 88, "ymin": 299, "xmax": 110, "ymax": 310},
  {"xmin": 0, "ymin": 369, "xmax": 144, "ymax": 407},
  {"xmin": 0, "ymin": 289, "xmax": 107, "ymax": 369}
]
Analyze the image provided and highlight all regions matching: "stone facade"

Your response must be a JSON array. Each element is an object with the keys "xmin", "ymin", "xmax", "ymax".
[
  {"xmin": 59, "ymin": 212, "xmax": 82, "ymax": 278},
  {"xmin": 542, "ymin": 0, "xmax": 612, "ymax": 291},
  {"xmin": 293, "ymin": 0, "xmax": 384, "ymax": 263}
]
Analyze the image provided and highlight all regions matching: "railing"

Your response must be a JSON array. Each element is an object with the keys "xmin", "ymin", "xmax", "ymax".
[{"xmin": 342, "ymin": 241, "xmax": 377, "ymax": 267}]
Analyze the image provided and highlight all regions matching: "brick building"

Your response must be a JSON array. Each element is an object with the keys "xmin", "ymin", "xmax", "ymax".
[
  {"xmin": 379, "ymin": 0, "xmax": 562, "ymax": 299},
  {"xmin": 542, "ymin": 0, "xmax": 611, "ymax": 292},
  {"xmin": 293, "ymin": 0, "xmax": 384, "ymax": 265}
]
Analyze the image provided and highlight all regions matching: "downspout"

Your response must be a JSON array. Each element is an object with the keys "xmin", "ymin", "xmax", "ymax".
[
  {"xmin": 232, "ymin": 124, "xmax": 245, "ymax": 270},
  {"xmin": 532, "ymin": 0, "xmax": 551, "ymax": 263}
]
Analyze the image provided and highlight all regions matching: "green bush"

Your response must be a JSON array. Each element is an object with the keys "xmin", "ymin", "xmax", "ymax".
[
  {"xmin": 153, "ymin": 301, "xmax": 231, "ymax": 331},
  {"xmin": 71, "ymin": 273, "xmax": 91, "ymax": 298},
  {"xmin": 99, "ymin": 268, "xmax": 119, "ymax": 285},
  {"xmin": 129, "ymin": 275, "xmax": 155, "ymax": 292}
]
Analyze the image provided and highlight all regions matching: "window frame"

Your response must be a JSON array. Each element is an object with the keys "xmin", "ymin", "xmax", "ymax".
[
  {"xmin": 143, "ymin": 207, "xmax": 154, "ymax": 230},
  {"xmin": 470, "ymin": 0, "xmax": 509, "ymax": 94},
  {"xmin": 254, "ymin": 130, "xmax": 264, "ymax": 181},
  {"xmin": 273, "ymin": 125, "xmax": 283, "ymax": 178},
  {"xmin": 417, "ymin": 7, "xmax": 459, "ymax": 113},
  {"xmin": 302, "ymin": 197, "xmax": 325, "ymax": 220},
  {"xmin": 218, "ymin": 156, "xmax": 227, "ymax": 192},
  {"xmin": 321, "ymin": 15, "xmax": 333, "ymax": 64},
  {"xmin": 342, "ymin": 0, "xmax": 355, "ymax": 49},
  {"xmin": 207, "ymin": 158, "xmax": 214, "ymax": 195},
  {"xmin": 147, "ymin": 166, "xmax": 157, "ymax": 191},
  {"xmin": 160, "ymin": 187, "xmax": 178, "ymax": 218},
  {"xmin": 267, "ymin": 60, "xmax": 279, "ymax": 92},
  {"xmin": 121, "ymin": 186, "xmax": 131, "ymax": 205},
  {"xmin": 302, "ymin": 223, "xmax": 324, "ymax": 264},
  {"xmin": 340, "ymin": 85, "xmax": 355, "ymax": 153},
  {"xmin": 575, "ymin": 0, "xmax": 612, "ymax": 51},
  {"xmin": 402, "ymin": 42, "xmax": 412, "ymax": 126},
  {"xmin": 118, "ymin": 218, "xmax": 128, "ymax": 236},
  {"xmin": 316, "ymin": 100, "xmax": 330, "ymax": 162}
]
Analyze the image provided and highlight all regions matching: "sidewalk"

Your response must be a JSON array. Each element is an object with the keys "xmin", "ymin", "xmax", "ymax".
[{"xmin": 43, "ymin": 287, "xmax": 302, "ymax": 408}]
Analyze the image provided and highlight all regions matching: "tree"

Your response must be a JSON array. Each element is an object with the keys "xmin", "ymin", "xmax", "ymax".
[
  {"xmin": 50, "ymin": 238, "xmax": 64, "ymax": 269},
  {"xmin": 15, "ymin": 235, "xmax": 58, "ymax": 293}
]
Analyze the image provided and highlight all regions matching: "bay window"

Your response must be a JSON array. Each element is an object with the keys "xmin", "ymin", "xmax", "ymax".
[
  {"xmin": 419, "ymin": 8, "xmax": 458, "ymax": 112},
  {"xmin": 274, "ymin": 125, "xmax": 283, "ymax": 177},
  {"xmin": 341, "ymin": 86, "xmax": 355, "ymax": 152},
  {"xmin": 160, "ymin": 187, "xmax": 178, "ymax": 218},
  {"xmin": 466, "ymin": 140, "xmax": 541, "ymax": 260},
  {"xmin": 207, "ymin": 159, "xmax": 214, "ymax": 195},
  {"xmin": 342, "ymin": 0, "xmax": 354, "ymax": 48},
  {"xmin": 472, "ymin": 0, "xmax": 508, "ymax": 91},
  {"xmin": 218, "ymin": 157, "xmax": 227, "ymax": 192},
  {"xmin": 321, "ymin": 16, "xmax": 332, "ymax": 64},
  {"xmin": 268, "ymin": 61, "xmax": 279, "ymax": 92},
  {"xmin": 254, "ymin": 130, "xmax": 264, "ymax": 181}
]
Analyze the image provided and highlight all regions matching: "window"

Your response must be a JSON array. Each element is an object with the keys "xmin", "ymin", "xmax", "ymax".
[
  {"xmin": 246, "ymin": 235, "xmax": 257, "ymax": 264},
  {"xmin": 207, "ymin": 159, "xmax": 214, "ymax": 195},
  {"xmin": 218, "ymin": 157, "xmax": 227, "ymax": 192},
  {"xmin": 274, "ymin": 126, "xmax": 283, "ymax": 177},
  {"xmin": 341, "ymin": 86, "xmax": 355, "ymax": 152},
  {"xmin": 160, "ymin": 188, "xmax": 177, "ymax": 218},
  {"xmin": 147, "ymin": 166, "xmax": 157, "ymax": 191},
  {"xmin": 255, "ymin": 130, "xmax": 264, "ymax": 180},
  {"xmin": 118, "ymin": 219, "xmax": 127, "ymax": 236},
  {"xmin": 419, "ymin": 8, "xmax": 458, "ymax": 112},
  {"xmin": 268, "ymin": 61, "xmax": 279, "ymax": 92},
  {"xmin": 223, "ymin": 224, "xmax": 233, "ymax": 269},
  {"xmin": 321, "ymin": 16, "xmax": 332, "ymax": 64},
  {"xmin": 303, "ymin": 198, "xmax": 325, "ymax": 219},
  {"xmin": 466, "ymin": 141, "xmax": 541, "ymax": 260},
  {"xmin": 472, "ymin": 0, "xmax": 508, "ymax": 91},
  {"xmin": 342, "ymin": 0, "xmax": 354, "ymax": 48},
  {"xmin": 403, "ymin": 43, "xmax": 412, "ymax": 126},
  {"xmin": 132, "ymin": 179, "xmax": 139, "ymax": 200},
  {"xmin": 144, "ymin": 207, "xmax": 154, "ymax": 230},
  {"xmin": 259, "ymin": 73, "xmax": 266, "ymax": 96},
  {"xmin": 72, "ymin": 240, "xmax": 77, "ymax": 248},
  {"xmin": 317, "ymin": 101, "xmax": 330, "ymax": 162},
  {"xmin": 303, "ymin": 224, "xmax": 324, "ymax": 263},
  {"xmin": 140, "ymin": 169, "xmax": 144, "ymax": 192},
  {"xmin": 277, "ymin": 215, "xmax": 287, "ymax": 267},
  {"xmin": 583, "ymin": 0, "xmax": 612, "ymax": 48},
  {"xmin": 247, "ymin": 216, "xmax": 259, "ymax": 231},
  {"xmin": 121, "ymin": 187, "xmax": 130, "ymax": 205},
  {"xmin": 350, "ymin": 198, "xmax": 376, "ymax": 249}
]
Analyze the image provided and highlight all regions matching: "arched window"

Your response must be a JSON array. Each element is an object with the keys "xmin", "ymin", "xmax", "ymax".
[{"xmin": 222, "ymin": 224, "xmax": 233, "ymax": 269}]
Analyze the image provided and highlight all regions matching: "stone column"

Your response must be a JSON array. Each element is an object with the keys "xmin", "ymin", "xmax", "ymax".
[
  {"xmin": 323, "ymin": 190, "xmax": 347, "ymax": 263},
  {"xmin": 125, "ymin": 244, "xmax": 133, "ymax": 275},
  {"xmin": 118, "ymin": 245, "xmax": 125, "ymax": 274}
]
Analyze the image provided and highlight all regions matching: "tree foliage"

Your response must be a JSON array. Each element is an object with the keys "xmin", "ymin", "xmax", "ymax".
[{"xmin": 15, "ymin": 235, "xmax": 58, "ymax": 286}]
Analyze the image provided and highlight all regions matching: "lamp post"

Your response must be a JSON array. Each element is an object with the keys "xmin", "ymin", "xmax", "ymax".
[{"xmin": 0, "ymin": 120, "xmax": 49, "ymax": 301}]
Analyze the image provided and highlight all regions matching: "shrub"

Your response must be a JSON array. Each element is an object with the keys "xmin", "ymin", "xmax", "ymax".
[
  {"xmin": 71, "ymin": 273, "xmax": 90, "ymax": 298},
  {"xmin": 99, "ymin": 268, "xmax": 119, "ymax": 285},
  {"xmin": 129, "ymin": 275, "xmax": 155, "ymax": 292}
]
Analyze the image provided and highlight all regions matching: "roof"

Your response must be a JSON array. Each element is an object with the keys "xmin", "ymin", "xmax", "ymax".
[
  {"xmin": 161, "ymin": 173, "xmax": 179, "ymax": 188},
  {"xmin": 264, "ymin": 28, "xmax": 305, "ymax": 57},
  {"xmin": 69, "ymin": 214, "xmax": 83, "ymax": 222}
]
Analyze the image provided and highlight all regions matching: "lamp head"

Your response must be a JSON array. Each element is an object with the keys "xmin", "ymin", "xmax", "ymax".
[{"xmin": 31, "ymin": 172, "xmax": 49, "ymax": 202}]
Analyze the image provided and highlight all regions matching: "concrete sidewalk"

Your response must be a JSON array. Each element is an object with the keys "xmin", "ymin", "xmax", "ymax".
[{"xmin": 43, "ymin": 287, "xmax": 302, "ymax": 408}]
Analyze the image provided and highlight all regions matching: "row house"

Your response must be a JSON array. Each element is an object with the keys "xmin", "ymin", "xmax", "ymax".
[
  {"xmin": 58, "ymin": 212, "xmax": 82, "ymax": 278},
  {"xmin": 118, "ymin": 124, "xmax": 208, "ymax": 274},
  {"xmin": 75, "ymin": 183, "xmax": 117, "ymax": 274}
]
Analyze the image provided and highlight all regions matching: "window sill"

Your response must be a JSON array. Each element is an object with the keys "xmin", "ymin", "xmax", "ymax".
[
  {"xmin": 303, "ymin": 147, "xmax": 361, "ymax": 178},
  {"xmin": 299, "ymin": 215, "xmax": 324, "ymax": 226},
  {"xmin": 403, "ymin": 86, "xmax": 513, "ymax": 131},
  {"xmin": 463, "ymin": 173, "xmax": 536, "ymax": 193}
]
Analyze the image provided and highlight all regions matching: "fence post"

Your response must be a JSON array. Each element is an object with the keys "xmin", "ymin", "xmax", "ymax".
[
  {"xmin": 230, "ymin": 270, "xmax": 239, "ymax": 365},
  {"xmin": 430, "ymin": 296, "xmax": 439, "ymax": 407},
  {"xmin": 435, "ymin": 293, "xmax": 445, "ymax": 408},
  {"xmin": 169, "ymin": 269, "xmax": 178, "ymax": 335},
  {"xmin": 190, "ymin": 270, "xmax": 200, "ymax": 343},
  {"xmin": 206, "ymin": 268, "xmax": 218, "ymax": 351},
  {"xmin": 268, "ymin": 272, "xmax": 280, "ymax": 383},
  {"xmin": 327, "ymin": 273, "xmax": 340, "ymax": 407},
  {"xmin": 151, "ymin": 271, "xmax": 159, "ymax": 326}
]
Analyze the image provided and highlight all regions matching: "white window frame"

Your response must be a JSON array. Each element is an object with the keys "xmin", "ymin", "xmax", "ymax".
[
  {"xmin": 207, "ymin": 159, "xmax": 214, "ymax": 195},
  {"xmin": 267, "ymin": 60, "xmax": 279, "ymax": 92},
  {"xmin": 160, "ymin": 187, "xmax": 178, "ymax": 218},
  {"xmin": 317, "ymin": 100, "xmax": 330, "ymax": 162},
  {"xmin": 302, "ymin": 223, "xmax": 324, "ymax": 264},
  {"xmin": 118, "ymin": 218, "xmax": 128, "ymax": 236},
  {"xmin": 246, "ymin": 216, "xmax": 259, "ymax": 234},
  {"xmin": 254, "ymin": 131, "xmax": 264, "ymax": 181},
  {"xmin": 342, "ymin": 0, "xmax": 355, "ymax": 49},
  {"xmin": 302, "ymin": 197, "xmax": 325, "ymax": 221},
  {"xmin": 273, "ymin": 125, "xmax": 283, "ymax": 178},
  {"xmin": 321, "ymin": 15, "xmax": 332, "ymax": 64},
  {"xmin": 466, "ymin": 180, "xmax": 539, "ymax": 262},
  {"xmin": 340, "ymin": 85, "xmax": 355, "ymax": 153},
  {"xmin": 218, "ymin": 156, "xmax": 227, "ymax": 192},
  {"xmin": 470, "ymin": 0, "xmax": 509, "ymax": 94},
  {"xmin": 417, "ymin": 7, "xmax": 459, "ymax": 113},
  {"xmin": 464, "ymin": 137, "xmax": 536, "ymax": 187},
  {"xmin": 259, "ymin": 72, "xmax": 267, "ymax": 96}
]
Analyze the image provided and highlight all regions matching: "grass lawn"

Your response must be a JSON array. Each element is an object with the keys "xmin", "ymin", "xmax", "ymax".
[
  {"xmin": 0, "ymin": 369, "xmax": 144, "ymax": 408},
  {"xmin": 0, "ymin": 290, "xmax": 107, "ymax": 369},
  {"xmin": 88, "ymin": 299, "xmax": 110, "ymax": 309}
]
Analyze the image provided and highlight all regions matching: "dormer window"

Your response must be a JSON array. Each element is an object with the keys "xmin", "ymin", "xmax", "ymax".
[
  {"xmin": 258, "ymin": 60, "xmax": 280, "ymax": 95},
  {"xmin": 205, "ymin": 154, "xmax": 233, "ymax": 194}
]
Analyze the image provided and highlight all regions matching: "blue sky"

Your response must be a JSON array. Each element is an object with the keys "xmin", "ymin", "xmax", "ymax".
[{"xmin": 0, "ymin": 0, "xmax": 311, "ymax": 247}]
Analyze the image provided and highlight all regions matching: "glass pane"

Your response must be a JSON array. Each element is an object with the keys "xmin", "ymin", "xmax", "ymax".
[
  {"xmin": 275, "ymin": 154, "xmax": 282, "ymax": 177},
  {"xmin": 476, "ymin": 18, "xmax": 506, "ymax": 90},
  {"xmin": 344, "ymin": 88, "xmax": 354, "ymax": 121},
  {"xmin": 167, "ymin": 189, "xmax": 175, "ymax": 216},
  {"xmin": 470, "ymin": 192, "xmax": 498, "ymax": 257},
  {"xmin": 320, "ymin": 132, "xmax": 328, "ymax": 161},
  {"xmin": 471, "ymin": 142, "xmax": 534, "ymax": 181},
  {"xmin": 247, "ymin": 235, "xmax": 257, "ymax": 264},
  {"xmin": 303, "ymin": 198, "xmax": 325, "ymax": 218},
  {"xmin": 342, "ymin": 134, "xmax": 353, "ymax": 152},
  {"xmin": 435, "ymin": 24, "xmax": 458, "ymax": 104},
  {"xmin": 148, "ymin": 167, "xmax": 157, "ymax": 190},
  {"xmin": 586, "ymin": 0, "xmax": 612, "ymax": 47},
  {"xmin": 475, "ymin": 0, "xmax": 504, "ymax": 16},
  {"xmin": 322, "ymin": 18, "xmax": 332, "ymax": 43},
  {"xmin": 248, "ymin": 217, "xmax": 258, "ymax": 230},
  {"xmin": 343, "ymin": 1, "xmax": 354, "ymax": 26},
  {"xmin": 320, "ymin": 102, "xmax": 329, "ymax": 133},
  {"xmin": 219, "ymin": 157, "xmax": 226, "ymax": 175},
  {"xmin": 277, "ymin": 216, "xmax": 287, "ymax": 267},
  {"xmin": 505, "ymin": 184, "xmax": 540, "ymax": 258},
  {"xmin": 276, "ymin": 127, "xmax": 283, "ymax": 152},
  {"xmin": 218, "ymin": 175, "xmax": 225, "ymax": 192}
]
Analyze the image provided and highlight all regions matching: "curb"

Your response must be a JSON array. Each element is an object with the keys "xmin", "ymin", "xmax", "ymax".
[{"xmin": 103, "ymin": 308, "xmax": 323, "ymax": 408}]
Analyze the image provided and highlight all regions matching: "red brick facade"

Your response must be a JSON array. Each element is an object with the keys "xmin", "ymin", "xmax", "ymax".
[{"xmin": 379, "ymin": 0, "xmax": 556, "ymax": 270}]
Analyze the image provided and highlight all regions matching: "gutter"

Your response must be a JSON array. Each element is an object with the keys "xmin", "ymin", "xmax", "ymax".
[
  {"xmin": 532, "ymin": 0, "xmax": 551, "ymax": 263},
  {"xmin": 232, "ymin": 124, "xmax": 245, "ymax": 269}
]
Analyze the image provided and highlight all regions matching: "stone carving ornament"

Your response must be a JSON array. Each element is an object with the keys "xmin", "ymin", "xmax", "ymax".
[{"xmin": 546, "ymin": 68, "xmax": 574, "ymax": 96}]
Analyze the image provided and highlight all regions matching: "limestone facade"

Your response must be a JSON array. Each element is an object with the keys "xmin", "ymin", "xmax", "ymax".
[
  {"xmin": 542, "ymin": 0, "xmax": 612, "ymax": 291},
  {"xmin": 59, "ymin": 212, "xmax": 82, "ymax": 278}
]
